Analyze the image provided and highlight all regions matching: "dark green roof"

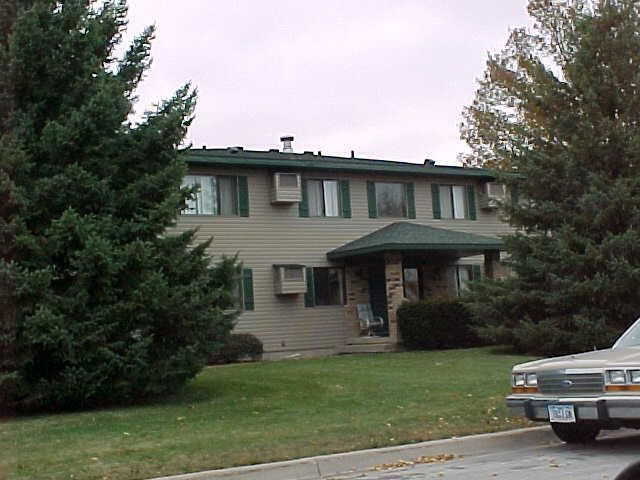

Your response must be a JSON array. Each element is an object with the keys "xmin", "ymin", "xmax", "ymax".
[
  {"xmin": 327, "ymin": 222, "xmax": 504, "ymax": 260},
  {"xmin": 184, "ymin": 148, "xmax": 496, "ymax": 180}
]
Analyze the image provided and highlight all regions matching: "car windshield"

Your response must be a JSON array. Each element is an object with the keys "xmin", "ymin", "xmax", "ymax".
[{"xmin": 614, "ymin": 318, "xmax": 640, "ymax": 348}]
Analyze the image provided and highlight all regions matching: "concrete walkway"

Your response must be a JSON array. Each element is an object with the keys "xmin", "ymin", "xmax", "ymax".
[{"xmin": 149, "ymin": 427, "xmax": 557, "ymax": 480}]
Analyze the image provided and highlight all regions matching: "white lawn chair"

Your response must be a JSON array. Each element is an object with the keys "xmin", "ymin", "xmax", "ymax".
[{"xmin": 356, "ymin": 304, "xmax": 384, "ymax": 336}]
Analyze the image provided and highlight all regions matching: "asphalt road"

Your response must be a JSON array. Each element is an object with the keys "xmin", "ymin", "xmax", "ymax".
[{"xmin": 327, "ymin": 430, "xmax": 640, "ymax": 480}]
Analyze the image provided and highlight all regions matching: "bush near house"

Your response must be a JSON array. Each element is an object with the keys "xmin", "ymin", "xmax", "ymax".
[
  {"xmin": 210, "ymin": 333, "xmax": 263, "ymax": 364},
  {"xmin": 398, "ymin": 299, "xmax": 480, "ymax": 350}
]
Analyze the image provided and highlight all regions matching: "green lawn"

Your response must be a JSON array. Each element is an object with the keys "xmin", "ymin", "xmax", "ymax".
[{"xmin": 2, "ymin": 348, "xmax": 533, "ymax": 480}]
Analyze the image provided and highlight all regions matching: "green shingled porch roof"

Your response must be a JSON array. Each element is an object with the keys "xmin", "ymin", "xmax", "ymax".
[
  {"xmin": 185, "ymin": 148, "xmax": 496, "ymax": 179},
  {"xmin": 327, "ymin": 222, "xmax": 504, "ymax": 260}
]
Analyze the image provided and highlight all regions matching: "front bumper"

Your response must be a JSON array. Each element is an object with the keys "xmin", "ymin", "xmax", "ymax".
[{"xmin": 506, "ymin": 395, "xmax": 640, "ymax": 422}]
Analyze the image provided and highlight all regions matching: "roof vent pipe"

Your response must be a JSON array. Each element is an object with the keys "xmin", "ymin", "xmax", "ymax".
[{"xmin": 280, "ymin": 136, "xmax": 294, "ymax": 153}]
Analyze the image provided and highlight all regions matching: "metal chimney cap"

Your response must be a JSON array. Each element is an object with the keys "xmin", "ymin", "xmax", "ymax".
[{"xmin": 280, "ymin": 135, "xmax": 294, "ymax": 153}]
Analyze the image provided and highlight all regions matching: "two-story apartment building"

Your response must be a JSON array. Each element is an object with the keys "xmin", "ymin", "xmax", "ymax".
[{"xmin": 175, "ymin": 143, "xmax": 512, "ymax": 358}]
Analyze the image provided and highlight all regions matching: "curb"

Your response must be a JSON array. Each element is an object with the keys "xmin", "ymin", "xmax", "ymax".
[{"xmin": 148, "ymin": 426, "xmax": 557, "ymax": 480}]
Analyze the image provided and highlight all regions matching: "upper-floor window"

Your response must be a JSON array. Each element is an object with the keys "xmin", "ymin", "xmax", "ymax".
[
  {"xmin": 431, "ymin": 184, "xmax": 476, "ymax": 220},
  {"xmin": 376, "ymin": 182, "xmax": 407, "ymax": 217},
  {"xmin": 308, "ymin": 179, "xmax": 340, "ymax": 217},
  {"xmin": 439, "ymin": 185, "xmax": 467, "ymax": 219},
  {"xmin": 367, "ymin": 181, "xmax": 416, "ymax": 219},
  {"xmin": 182, "ymin": 175, "xmax": 249, "ymax": 216},
  {"xmin": 300, "ymin": 179, "xmax": 351, "ymax": 218}
]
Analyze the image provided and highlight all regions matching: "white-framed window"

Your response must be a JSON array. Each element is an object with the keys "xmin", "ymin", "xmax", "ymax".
[
  {"xmin": 403, "ymin": 267, "xmax": 420, "ymax": 302},
  {"xmin": 447, "ymin": 265, "xmax": 473, "ymax": 296},
  {"xmin": 182, "ymin": 174, "xmax": 238, "ymax": 215},
  {"xmin": 307, "ymin": 179, "xmax": 340, "ymax": 217},
  {"xmin": 375, "ymin": 182, "xmax": 407, "ymax": 217},
  {"xmin": 439, "ymin": 185, "xmax": 468, "ymax": 219}
]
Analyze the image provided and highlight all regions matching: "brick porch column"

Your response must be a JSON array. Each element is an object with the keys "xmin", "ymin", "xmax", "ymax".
[
  {"xmin": 384, "ymin": 252, "xmax": 403, "ymax": 343},
  {"xmin": 344, "ymin": 264, "xmax": 370, "ymax": 338}
]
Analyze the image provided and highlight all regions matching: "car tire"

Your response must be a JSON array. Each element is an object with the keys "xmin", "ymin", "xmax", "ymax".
[{"xmin": 551, "ymin": 422, "xmax": 600, "ymax": 443}]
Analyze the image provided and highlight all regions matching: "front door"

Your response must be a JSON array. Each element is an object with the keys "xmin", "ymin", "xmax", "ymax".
[{"xmin": 368, "ymin": 262, "xmax": 389, "ymax": 336}]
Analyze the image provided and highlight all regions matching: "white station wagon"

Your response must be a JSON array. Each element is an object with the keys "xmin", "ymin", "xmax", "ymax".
[{"xmin": 507, "ymin": 318, "xmax": 640, "ymax": 443}]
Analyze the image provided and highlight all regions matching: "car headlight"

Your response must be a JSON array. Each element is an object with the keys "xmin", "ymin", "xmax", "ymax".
[
  {"xmin": 629, "ymin": 370, "xmax": 640, "ymax": 384},
  {"xmin": 513, "ymin": 373, "xmax": 525, "ymax": 386},
  {"xmin": 607, "ymin": 369, "xmax": 627, "ymax": 384},
  {"xmin": 525, "ymin": 373, "xmax": 538, "ymax": 386}
]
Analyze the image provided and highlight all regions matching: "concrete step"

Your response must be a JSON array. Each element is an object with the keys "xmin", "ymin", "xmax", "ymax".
[
  {"xmin": 339, "ymin": 342, "xmax": 397, "ymax": 354},
  {"xmin": 345, "ymin": 336, "xmax": 392, "ymax": 345}
]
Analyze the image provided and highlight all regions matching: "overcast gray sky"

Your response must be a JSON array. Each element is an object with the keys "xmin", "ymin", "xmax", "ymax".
[{"xmin": 124, "ymin": 1, "xmax": 531, "ymax": 165}]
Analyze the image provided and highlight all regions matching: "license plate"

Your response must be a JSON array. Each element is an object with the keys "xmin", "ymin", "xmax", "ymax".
[{"xmin": 548, "ymin": 404, "xmax": 576, "ymax": 423}]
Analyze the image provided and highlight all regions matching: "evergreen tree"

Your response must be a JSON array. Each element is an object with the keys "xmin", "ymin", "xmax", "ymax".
[
  {"xmin": 461, "ymin": 0, "xmax": 640, "ymax": 355},
  {"xmin": 0, "ymin": 0, "xmax": 20, "ymax": 416},
  {"xmin": 2, "ymin": 1, "xmax": 237, "ymax": 411}
]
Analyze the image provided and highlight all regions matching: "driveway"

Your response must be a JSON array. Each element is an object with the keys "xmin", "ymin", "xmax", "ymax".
[{"xmin": 326, "ymin": 430, "xmax": 640, "ymax": 480}]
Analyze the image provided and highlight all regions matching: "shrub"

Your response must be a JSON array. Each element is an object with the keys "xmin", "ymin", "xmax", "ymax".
[
  {"xmin": 210, "ymin": 333, "xmax": 263, "ymax": 364},
  {"xmin": 398, "ymin": 299, "xmax": 480, "ymax": 350},
  {"xmin": 477, "ymin": 315, "xmax": 621, "ymax": 356}
]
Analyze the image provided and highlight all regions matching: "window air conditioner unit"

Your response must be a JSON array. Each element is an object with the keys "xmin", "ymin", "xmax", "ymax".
[
  {"xmin": 271, "ymin": 172, "xmax": 302, "ymax": 204},
  {"xmin": 273, "ymin": 264, "xmax": 307, "ymax": 295},
  {"xmin": 479, "ymin": 182, "xmax": 507, "ymax": 210}
]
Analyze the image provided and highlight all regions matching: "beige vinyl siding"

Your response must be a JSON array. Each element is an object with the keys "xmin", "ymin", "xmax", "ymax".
[{"xmin": 172, "ymin": 166, "xmax": 512, "ymax": 355}]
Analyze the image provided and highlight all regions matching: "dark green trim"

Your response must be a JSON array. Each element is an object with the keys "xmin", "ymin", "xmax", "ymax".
[
  {"xmin": 406, "ymin": 183, "xmax": 416, "ymax": 219},
  {"xmin": 472, "ymin": 265, "xmax": 482, "ymax": 281},
  {"xmin": 238, "ymin": 176, "xmax": 249, "ymax": 217},
  {"xmin": 327, "ymin": 243, "xmax": 502, "ymax": 260},
  {"xmin": 466, "ymin": 185, "xmax": 477, "ymax": 221},
  {"xmin": 299, "ymin": 179, "xmax": 309, "ymax": 217},
  {"xmin": 242, "ymin": 268, "xmax": 254, "ymax": 310},
  {"xmin": 186, "ymin": 149, "xmax": 497, "ymax": 180},
  {"xmin": 339, "ymin": 180, "xmax": 351, "ymax": 218},
  {"xmin": 431, "ymin": 184, "xmax": 441, "ymax": 219},
  {"xmin": 304, "ymin": 267, "xmax": 315, "ymax": 307},
  {"xmin": 366, "ymin": 181, "xmax": 377, "ymax": 218}
]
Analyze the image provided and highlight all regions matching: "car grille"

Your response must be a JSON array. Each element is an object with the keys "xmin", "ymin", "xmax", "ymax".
[{"xmin": 538, "ymin": 371, "xmax": 604, "ymax": 395}]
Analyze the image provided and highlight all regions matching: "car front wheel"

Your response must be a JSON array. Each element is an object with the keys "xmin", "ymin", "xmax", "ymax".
[{"xmin": 551, "ymin": 422, "xmax": 600, "ymax": 443}]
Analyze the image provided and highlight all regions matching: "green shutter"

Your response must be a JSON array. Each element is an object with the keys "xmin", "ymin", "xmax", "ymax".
[
  {"xmin": 366, "ymin": 181, "xmax": 377, "ymax": 218},
  {"xmin": 431, "ymin": 183, "xmax": 441, "ymax": 219},
  {"xmin": 339, "ymin": 180, "xmax": 351, "ymax": 218},
  {"xmin": 510, "ymin": 185, "xmax": 520, "ymax": 206},
  {"xmin": 238, "ymin": 176, "xmax": 249, "ymax": 217},
  {"xmin": 466, "ymin": 185, "xmax": 477, "ymax": 220},
  {"xmin": 406, "ymin": 182, "xmax": 416, "ymax": 219},
  {"xmin": 242, "ymin": 268, "xmax": 254, "ymax": 310},
  {"xmin": 304, "ymin": 267, "xmax": 315, "ymax": 307},
  {"xmin": 471, "ymin": 265, "xmax": 482, "ymax": 281},
  {"xmin": 299, "ymin": 179, "xmax": 309, "ymax": 217}
]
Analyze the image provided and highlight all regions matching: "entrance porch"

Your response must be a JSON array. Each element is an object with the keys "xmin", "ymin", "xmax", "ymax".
[{"xmin": 326, "ymin": 222, "xmax": 505, "ymax": 351}]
